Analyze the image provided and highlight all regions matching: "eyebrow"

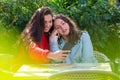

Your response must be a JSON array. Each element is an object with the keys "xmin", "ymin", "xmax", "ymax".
[
  {"xmin": 60, "ymin": 20, "xmax": 64, "ymax": 24},
  {"xmin": 54, "ymin": 20, "xmax": 64, "ymax": 27},
  {"xmin": 54, "ymin": 25, "xmax": 60, "ymax": 28}
]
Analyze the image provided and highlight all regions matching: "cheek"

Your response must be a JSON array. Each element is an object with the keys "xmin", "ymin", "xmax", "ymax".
[
  {"xmin": 67, "ymin": 28, "xmax": 70, "ymax": 33},
  {"xmin": 66, "ymin": 31, "xmax": 70, "ymax": 35},
  {"xmin": 66, "ymin": 24, "xmax": 69, "ymax": 29},
  {"xmin": 48, "ymin": 22, "xmax": 52, "ymax": 28},
  {"xmin": 50, "ymin": 23, "xmax": 53, "ymax": 27},
  {"xmin": 67, "ymin": 26, "xmax": 70, "ymax": 33},
  {"xmin": 56, "ymin": 29, "xmax": 62, "ymax": 34}
]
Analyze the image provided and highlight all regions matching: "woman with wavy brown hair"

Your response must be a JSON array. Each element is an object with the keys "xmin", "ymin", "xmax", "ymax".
[{"xmin": 50, "ymin": 14, "xmax": 97, "ymax": 63}]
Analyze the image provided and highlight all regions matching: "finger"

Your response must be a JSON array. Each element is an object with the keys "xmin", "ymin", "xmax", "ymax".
[
  {"xmin": 56, "ymin": 33, "xmax": 58, "ymax": 36},
  {"xmin": 59, "ymin": 57, "xmax": 66, "ymax": 61},
  {"xmin": 51, "ymin": 29, "xmax": 57, "ymax": 34},
  {"xmin": 61, "ymin": 50, "xmax": 71, "ymax": 53},
  {"xmin": 55, "ymin": 31, "xmax": 59, "ymax": 36},
  {"xmin": 53, "ymin": 29, "xmax": 60, "ymax": 36},
  {"xmin": 54, "ymin": 29, "xmax": 58, "ymax": 33},
  {"xmin": 62, "ymin": 54, "xmax": 68, "ymax": 57}
]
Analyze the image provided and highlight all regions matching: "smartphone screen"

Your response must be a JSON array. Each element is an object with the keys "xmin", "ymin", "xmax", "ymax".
[{"xmin": 62, "ymin": 43, "xmax": 73, "ymax": 54}]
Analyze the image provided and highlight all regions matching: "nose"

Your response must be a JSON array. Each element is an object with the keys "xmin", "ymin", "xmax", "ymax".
[
  {"xmin": 46, "ymin": 23, "xmax": 50, "ymax": 27},
  {"xmin": 60, "ymin": 26, "xmax": 65, "ymax": 30}
]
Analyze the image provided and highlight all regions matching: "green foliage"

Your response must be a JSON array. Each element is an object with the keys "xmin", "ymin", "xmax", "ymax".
[
  {"xmin": 0, "ymin": 0, "xmax": 50, "ymax": 55},
  {"xmin": 0, "ymin": 20, "xmax": 19, "ymax": 54},
  {"xmin": 49, "ymin": 0, "xmax": 120, "ymax": 60},
  {"xmin": 0, "ymin": 0, "xmax": 49, "ymax": 32},
  {"xmin": 0, "ymin": 0, "xmax": 120, "ymax": 60}
]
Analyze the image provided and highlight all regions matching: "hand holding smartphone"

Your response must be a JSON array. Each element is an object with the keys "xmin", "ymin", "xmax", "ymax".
[{"xmin": 62, "ymin": 50, "xmax": 71, "ymax": 54}]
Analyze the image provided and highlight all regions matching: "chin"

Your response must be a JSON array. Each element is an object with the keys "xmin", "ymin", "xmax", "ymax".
[
  {"xmin": 65, "ymin": 32, "xmax": 69, "ymax": 35},
  {"xmin": 44, "ymin": 30, "xmax": 49, "ymax": 32}
]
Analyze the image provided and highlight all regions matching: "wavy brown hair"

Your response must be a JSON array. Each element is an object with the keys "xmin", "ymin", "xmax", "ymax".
[
  {"xmin": 54, "ymin": 14, "xmax": 82, "ymax": 44},
  {"xmin": 21, "ymin": 7, "xmax": 53, "ymax": 46}
]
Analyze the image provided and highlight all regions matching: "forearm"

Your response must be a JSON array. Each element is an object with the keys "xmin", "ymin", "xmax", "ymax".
[
  {"xmin": 28, "ymin": 42, "xmax": 50, "ymax": 63},
  {"xmin": 49, "ymin": 35, "xmax": 60, "ymax": 52},
  {"xmin": 49, "ymin": 40, "xmax": 60, "ymax": 52},
  {"xmin": 81, "ymin": 31, "xmax": 97, "ymax": 62},
  {"xmin": 47, "ymin": 50, "xmax": 68, "ymax": 61}
]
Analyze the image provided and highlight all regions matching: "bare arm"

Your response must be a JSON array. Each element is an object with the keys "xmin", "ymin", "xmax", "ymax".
[{"xmin": 47, "ymin": 50, "xmax": 70, "ymax": 61}]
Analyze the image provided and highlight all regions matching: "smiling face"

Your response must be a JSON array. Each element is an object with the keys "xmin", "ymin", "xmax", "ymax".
[
  {"xmin": 54, "ymin": 18, "xmax": 70, "ymax": 36},
  {"xmin": 44, "ymin": 14, "xmax": 53, "ymax": 32}
]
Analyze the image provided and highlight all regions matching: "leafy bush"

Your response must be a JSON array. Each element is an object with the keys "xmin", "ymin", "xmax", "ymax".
[
  {"xmin": 0, "ymin": 0, "xmax": 120, "ymax": 60},
  {"xmin": 0, "ymin": 0, "xmax": 49, "ymax": 54},
  {"xmin": 0, "ymin": 0, "xmax": 49, "ymax": 32},
  {"xmin": 49, "ymin": 0, "xmax": 120, "ymax": 60}
]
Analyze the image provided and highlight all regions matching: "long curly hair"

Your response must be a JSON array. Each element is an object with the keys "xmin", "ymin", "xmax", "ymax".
[
  {"xmin": 53, "ymin": 14, "xmax": 82, "ymax": 44},
  {"xmin": 21, "ymin": 7, "xmax": 53, "ymax": 46}
]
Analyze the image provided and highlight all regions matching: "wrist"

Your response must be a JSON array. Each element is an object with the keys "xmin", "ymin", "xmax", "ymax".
[
  {"xmin": 49, "ymin": 35, "xmax": 58, "ymax": 42},
  {"xmin": 47, "ymin": 52, "xmax": 53, "ymax": 60}
]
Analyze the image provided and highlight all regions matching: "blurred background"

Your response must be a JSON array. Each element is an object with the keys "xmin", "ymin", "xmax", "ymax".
[{"xmin": 0, "ymin": 0, "xmax": 120, "ymax": 62}]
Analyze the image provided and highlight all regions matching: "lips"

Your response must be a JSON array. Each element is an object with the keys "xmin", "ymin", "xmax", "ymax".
[
  {"xmin": 62, "ymin": 29, "xmax": 67, "ymax": 32},
  {"xmin": 45, "ymin": 27, "xmax": 49, "ymax": 30},
  {"xmin": 44, "ymin": 27, "xmax": 50, "ymax": 32}
]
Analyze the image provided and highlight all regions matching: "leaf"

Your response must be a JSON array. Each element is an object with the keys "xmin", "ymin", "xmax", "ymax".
[{"xmin": 103, "ymin": 13, "xmax": 112, "ymax": 20}]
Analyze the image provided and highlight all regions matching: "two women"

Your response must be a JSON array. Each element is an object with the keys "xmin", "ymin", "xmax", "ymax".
[
  {"xmin": 13, "ymin": 8, "xmax": 97, "ymax": 69},
  {"xmin": 21, "ymin": 7, "xmax": 69, "ymax": 63},
  {"xmin": 11, "ymin": 7, "xmax": 68, "ymax": 71}
]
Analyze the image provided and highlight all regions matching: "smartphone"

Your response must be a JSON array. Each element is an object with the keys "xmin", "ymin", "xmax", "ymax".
[{"xmin": 62, "ymin": 50, "xmax": 71, "ymax": 54}]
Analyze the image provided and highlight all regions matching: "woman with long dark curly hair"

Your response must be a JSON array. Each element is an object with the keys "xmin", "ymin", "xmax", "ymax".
[{"xmin": 11, "ymin": 7, "xmax": 69, "ymax": 71}]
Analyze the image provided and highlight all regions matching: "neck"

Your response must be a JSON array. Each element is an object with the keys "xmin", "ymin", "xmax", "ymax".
[
  {"xmin": 63, "ymin": 36, "xmax": 68, "ymax": 42},
  {"xmin": 44, "ymin": 32, "xmax": 49, "ymax": 36}
]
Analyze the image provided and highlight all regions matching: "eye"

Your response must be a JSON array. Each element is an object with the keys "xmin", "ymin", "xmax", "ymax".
[
  {"xmin": 49, "ymin": 20, "xmax": 52, "ymax": 23},
  {"xmin": 55, "ymin": 26, "xmax": 60, "ymax": 30},
  {"xmin": 62, "ymin": 22, "xmax": 65, "ymax": 25}
]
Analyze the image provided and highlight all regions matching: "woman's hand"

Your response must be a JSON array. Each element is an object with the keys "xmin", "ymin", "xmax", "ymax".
[
  {"xmin": 47, "ymin": 50, "xmax": 70, "ymax": 61},
  {"xmin": 49, "ymin": 29, "xmax": 59, "ymax": 42}
]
